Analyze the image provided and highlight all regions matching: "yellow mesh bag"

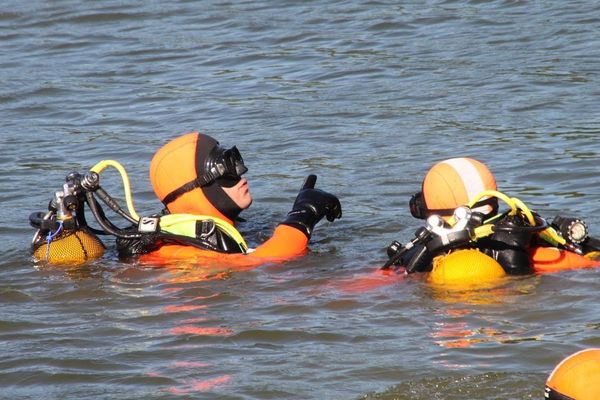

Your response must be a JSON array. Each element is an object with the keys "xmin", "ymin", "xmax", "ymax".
[
  {"xmin": 428, "ymin": 249, "xmax": 506, "ymax": 287},
  {"xmin": 32, "ymin": 229, "xmax": 105, "ymax": 266}
]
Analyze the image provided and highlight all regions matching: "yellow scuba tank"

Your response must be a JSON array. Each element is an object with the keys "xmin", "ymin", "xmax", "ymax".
[
  {"xmin": 30, "ymin": 183, "xmax": 105, "ymax": 266},
  {"xmin": 32, "ymin": 227, "xmax": 105, "ymax": 266},
  {"xmin": 428, "ymin": 249, "xmax": 506, "ymax": 287}
]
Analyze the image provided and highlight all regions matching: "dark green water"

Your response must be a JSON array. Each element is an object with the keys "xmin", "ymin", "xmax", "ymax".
[{"xmin": 2, "ymin": 1, "xmax": 600, "ymax": 398}]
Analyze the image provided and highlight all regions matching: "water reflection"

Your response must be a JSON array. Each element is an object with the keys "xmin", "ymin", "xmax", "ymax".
[{"xmin": 426, "ymin": 277, "xmax": 542, "ymax": 350}]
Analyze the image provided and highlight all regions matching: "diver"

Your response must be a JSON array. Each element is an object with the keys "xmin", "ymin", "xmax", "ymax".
[
  {"xmin": 29, "ymin": 131, "xmax": 341, "ymax": 266},
  {"xmin": 383, "ymin": 157, "xmax": 600, "ymax": 277},
  {"xmin": 118, "ymin": 131, "xmax": 342, "ymax": 263}
]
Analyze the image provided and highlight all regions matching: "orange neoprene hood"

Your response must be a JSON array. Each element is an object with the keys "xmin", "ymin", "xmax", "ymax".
[
  {"xmin": 422, "ymin": 157, "xmax": 497, "ymax": 215},
  {"xmin": 149, "ymin": 132, "xmax": 242, "ymax": 225},
  {"xmin": 545, "ymin": 348, "xmax": 600, "ymax": 400}
]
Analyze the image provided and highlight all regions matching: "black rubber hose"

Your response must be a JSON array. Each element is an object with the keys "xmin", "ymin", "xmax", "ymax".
[{"xmin": 85, "ymin": 192, "xmax": 143, "ymax": 239}]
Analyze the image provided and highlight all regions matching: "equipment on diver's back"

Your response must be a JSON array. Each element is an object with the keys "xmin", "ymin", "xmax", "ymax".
[
  {"xmin": 385, "ymin": 190, "xmax": 598, "ymax": 275},
  {"xmin": 480, "ymin": 213, "xmax": 543, "ymax": 275},
  {"xmin": 29, "ymin": 173, "xmax": 106, "ymax": 265},
  {"xmin": 551, "ymin": 216, "xmax": 588, "ymax": 245},
  {"xmin": 428, "ymin": 249, "xmax": 506, "ymax": 286},
  {"xmin": 30, "ymin": 159, "xmax": 248, "ymax": 266},
  {"xmin": 382, "ymin": 225, "xmax": 432, "ymax": 271},
  {"xmin": 383, "ymin": 206, "xmax": 476, "ymax": 272}
]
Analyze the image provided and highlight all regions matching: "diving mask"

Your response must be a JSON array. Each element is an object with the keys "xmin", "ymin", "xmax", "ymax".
[
  {"xmin": 205, "ymin": 145, "xmax": 248, "ymax": 187},
  {"xmin": 161, "ymin": 144, "xmax": 248, "ymax": 206}
]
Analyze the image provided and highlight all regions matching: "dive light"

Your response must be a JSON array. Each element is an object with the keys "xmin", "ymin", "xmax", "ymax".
[{"xmin": 552, "ymin": 216, "xmax": 589, "ymax": 244}]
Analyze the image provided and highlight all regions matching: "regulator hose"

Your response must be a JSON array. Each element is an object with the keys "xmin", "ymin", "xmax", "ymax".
[
  {"xmin": 89, "ymin": 159, "xmax": 141, "ymax": 222},
  {"xmin": 85, "ymin": 192, "xmax": 143, "ymax": 239}
]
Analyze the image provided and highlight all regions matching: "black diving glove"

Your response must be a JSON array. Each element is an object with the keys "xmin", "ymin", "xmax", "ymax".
[{"xmin": 280, "ymin": 174, "xmax": 342, "ymax": 238}]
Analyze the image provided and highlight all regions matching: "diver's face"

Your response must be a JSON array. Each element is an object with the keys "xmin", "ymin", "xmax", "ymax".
[{"xmin": 221, "ymin": 178, "xmax": 253, "ymax": 209}]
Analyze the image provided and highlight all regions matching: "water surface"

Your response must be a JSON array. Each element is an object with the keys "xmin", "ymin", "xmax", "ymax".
[{"xmin": 2, "ymin": 1, "xmax": 600, "ymax": 399}]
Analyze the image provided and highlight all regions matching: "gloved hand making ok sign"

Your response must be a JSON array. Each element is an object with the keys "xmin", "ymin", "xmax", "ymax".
[{"xmin": 281, "ymin": 175, "xmax": 342, "ymax": 238}]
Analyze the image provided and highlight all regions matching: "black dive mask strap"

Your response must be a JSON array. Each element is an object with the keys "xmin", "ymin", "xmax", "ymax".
[
  {"xmin": 431, "ymin": 196, "xmax": 499, "ymax": 217},
  {"xmin": 161, "ymin": 175, "xmax": 212, "ymax": 207},
  {"xmin": 410, "ymin": 191, "xmax": 498, "ymax": 219},
  {"xmin": 475, "ymin": 196, "xmax": 499, "ymax": 215}
]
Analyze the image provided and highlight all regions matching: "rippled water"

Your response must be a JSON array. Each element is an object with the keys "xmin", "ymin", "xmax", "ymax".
[{"xmin": 2, "ymin": 1, "xmax": 600, "ymax": 398}]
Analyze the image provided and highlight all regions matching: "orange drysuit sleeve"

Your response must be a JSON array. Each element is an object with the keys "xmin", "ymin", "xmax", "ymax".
[{"xmin": 531, "ymin": 246, "xmax": 600, "ymax": 273}]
